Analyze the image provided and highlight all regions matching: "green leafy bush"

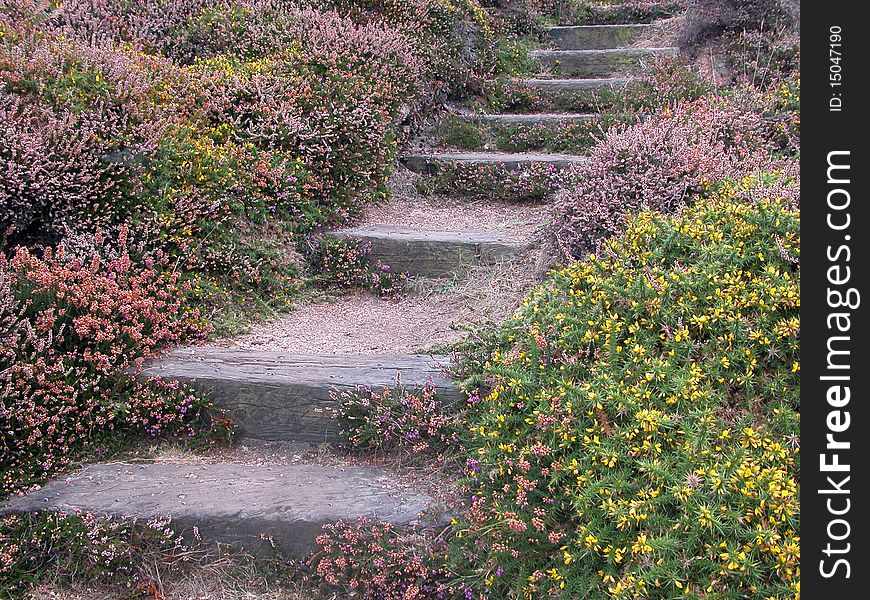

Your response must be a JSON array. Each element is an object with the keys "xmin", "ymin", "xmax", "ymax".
[{"xmin": 451, "ymin": 175, "xmax": 799, "ymax": 598}]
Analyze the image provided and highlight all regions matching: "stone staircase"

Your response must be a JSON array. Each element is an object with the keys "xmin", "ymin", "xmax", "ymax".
[{"xmin": 2, "ymin": 22, "xmax": 673, "ymax": 559}]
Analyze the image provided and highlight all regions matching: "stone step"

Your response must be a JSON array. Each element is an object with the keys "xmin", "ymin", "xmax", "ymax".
[
  {"xmin": 530, "ymin": 47, "xmax": 678, "ymax": 77},
  {"xmin": 141, "ymin": 349, "xmax": 460, "ymax": 443},
  {"xmin": 438, "ymin": 113, "xmax": 605, "ymax": 155},
  {"xmin": 454, "ymin": 113, "xmax": 598, "ymax": 126},
  {"xmin": 1, "ymin": 462, "xmax": 438, "ymax": 557},
  {"xmin": 330, "ymin": 225, "xmax": 527, "ymax": 278},
  {"xmin": 402, "ymin": 151, "xmax": 588, "ymax": 175},
  {"xmin": 545, "ymin": 24, "xmax": 650, "ymax": 50},
  {"xmin": 519, "ymin": 76, "xmax": 632, "ymax": 93}
]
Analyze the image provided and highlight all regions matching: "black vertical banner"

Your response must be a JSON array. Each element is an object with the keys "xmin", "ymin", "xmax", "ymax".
[{"xmin": 803, "ymin": 3, "xmax": 869, "ymax": 597}]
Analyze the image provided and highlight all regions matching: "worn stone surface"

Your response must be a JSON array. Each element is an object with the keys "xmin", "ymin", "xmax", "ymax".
[
  {"xmin": 1, "ymin": 463, "xmax": 436, "ymax": 557},
  {"xmin": 330, "ymin": 225, "xmax": 528, "ymax": 277},
  {"xmin": 455, "ymin": 113, "xmax": 598, "ymax": 126},
  {"xmin": 519, "ymin": 76, "xmax": 632, "ymax": 92},
  {"xmin": 402, "ymin": 151, "xmax": 587, "ymax": 175},
  {"xmin": 141, "ymin": 349, "xmax": 460, "ymax": 442},
  {"xmin": 530, "ymin": 47, "xmax": 678, "ymax": 77},
  {"xmin": 545, "ymin": 24, "xmax": 650, "ymax": 50}
]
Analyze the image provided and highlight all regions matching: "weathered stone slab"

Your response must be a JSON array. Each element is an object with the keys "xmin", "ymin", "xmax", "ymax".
[
  {"xmin": 545, "ymin": 24, "xmax": 650, "ymax": 50},
  {"xmin": 519, "ymin": 76, "xmax": 632, "ymax": 93},
  {"xmin": 455, "ymin": 113, "xmax": 598, "ymax": 126},
  {"xmin": 1, "ymin": 463, "xmax": 436, "ymax": 557},
  {"xmin": 530, "ymin": 47, "xmax": 678, "ymax": 77},
  {"xmin": 141, "ymin": 350, "xmax": 460, "ymax": 443},
  {"xmin": 402, "ymin": 151, "xmax": 587, "ymax": 175},
  {"xmin": 329, "ymin": 225, "xmax": 528, "ymax": 277}
]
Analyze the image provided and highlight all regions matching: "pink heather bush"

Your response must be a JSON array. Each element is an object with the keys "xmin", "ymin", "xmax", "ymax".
[
  {"xmin": 313, "ymin": 517, "xmax": 456, "ymax": 599},
  {"xmin": 0, "ymin": 36, "xmax": 179, "ymax": 243},
  {"xmin": 554, "ymin": 90, "xmax": 797, "ymax": 258},
  {"xmin": 2, "ymin": 0, "xmax": 492, "ymax": 317},
  {"xmin": 306, "ymin": 236, "xmax": 411, "ymax": 299},
  {"xmin": 332, "ymin": 383, "xmax": 459, "ymax": 455},
  {"xmin": 0, "ymin": 231, "xmax": 220, "ymax": 495}
]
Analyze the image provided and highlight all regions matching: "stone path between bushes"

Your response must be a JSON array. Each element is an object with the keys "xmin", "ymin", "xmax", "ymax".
[{"xmin": 2, "ymin": 23, "xmax": 676, "ymax": 557}]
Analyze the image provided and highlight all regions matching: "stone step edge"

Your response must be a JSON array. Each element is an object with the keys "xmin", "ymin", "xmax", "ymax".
[
  {"xmin": 327, "ymin": 225, "xmax": 531, "ymax": 278},
  {"xmin": 140, "ymin": 349, "xmax": 461, "ymax": 443},
  {"xmin": 402, "ymin": 152, "xmax": 588, "ymax": 177},
  {"xmin": 452, "ymin": 112, "xmax": 599, "ymax": 124},
  {"xmin": 1, "ymin": 462, "xmax": 445, "ymax": 558},
  {"xmin": 518, "ymin": 77, "xmax": 633, "ymax": 91},
  {"xmin": 330, "ymin": 224, "xmax": 528, "ymax": 244},
  {"xmin": 545, "ymin": 24, "xmax": 652, "ymax": 31},
  {"xmin": 530, "ymin": 47, "xmax": 677, "ymax": 57}
]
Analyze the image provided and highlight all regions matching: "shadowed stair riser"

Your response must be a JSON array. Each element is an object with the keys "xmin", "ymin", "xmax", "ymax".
[
  {"xmin": 402, "ymin": 152, "xmax": 587, "ymax": 175},
  {"xmin": 519, "ymin": 77, "xmax": 631, "ymax": 93},
  {"xmin": 545, "ymin": 24, "xmax": 650, "ymax": 50},
  {"xmin": 454, "ymin": 113, "xmax": 598, "ymax": 126},
  {"xmin": 141, "ymin": 350, "xmax": 460, "ymax": 443},
  {"xmin": 530, "ymin": 48, "xmax": 677, "ymax": 77},
  {"xmin": 1, "ymin": 463, "xmax": 437, "ymax": 557},
  {"xmin": 330, "ymin": 225, "xmax": 528, "ymax": 277}
]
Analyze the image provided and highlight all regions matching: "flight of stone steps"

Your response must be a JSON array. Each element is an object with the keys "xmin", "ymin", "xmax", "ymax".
[{"xmin": 2, "ymin": 23, "xmax": 675, "ymax": 558}]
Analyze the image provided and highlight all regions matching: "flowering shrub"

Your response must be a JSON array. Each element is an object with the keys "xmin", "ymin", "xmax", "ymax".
[
  {"xmin": 333, "ymin": 383, "xmax": 460, "ymax": 455},
  {"xmin": 613, "ymin": 58, "xmax": 712, "ymax": 112},
  {"xmin": 0, "ymin": 234, "xmax": 229, "ymax": 495},
  {"xmin": 305, "ymin": 236, "xmax": 411, "ymax": 299},
  {"xmin": 0, "ymin": 36, "xmax": 180, "ymax": 244},
  {"xmin": 451, "ymin": 175, "xmax": 800, "ymax": 598},
  {"xmin": 0, "ymin": 511, "xmax": 185, "ymax": 596},
  {"xmin": 553, "ymin": 89, "xmax": 796, "ymax": 259},
  {"xmin": 313, "ymin": 517, "xmax": 456, "ymax": 599},
  {"xmin": 2, "ymin": 0, "xmax": 493, "ymax": 322}
]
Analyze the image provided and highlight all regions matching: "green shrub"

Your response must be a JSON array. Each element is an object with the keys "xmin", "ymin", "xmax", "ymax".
[
  {"xmin": 451, "ymin": 175, "xmax": 799, "ymax": 598},
  {"xmin": 436, "ymin": 116, "xmax": 486, "ymax": 150}
]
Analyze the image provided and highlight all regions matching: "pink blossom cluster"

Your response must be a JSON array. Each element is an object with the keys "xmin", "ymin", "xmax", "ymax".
[
  {"xmin": 0, "ymin": 232, "xmax": 215, "ymax": 494},
  {"xmin": 332, "ymin": 383, "xmax": 459, "ymax": 454},
  {"xmin": 313, "ymin": 517, "xmax": 457, "ymax": 599}
]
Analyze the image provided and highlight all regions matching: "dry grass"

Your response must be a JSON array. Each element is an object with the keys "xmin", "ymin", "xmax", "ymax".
[
  {"xmin": 412, "ymin": 251, "xmax": 543, "ymax": 334},
  {"xmin": 27, "ymin": 538, "xmax": 339, "ymax": 600},
  {"xmin": 631, "ymin": 15, "xmax": 685, "ymax": 48}
]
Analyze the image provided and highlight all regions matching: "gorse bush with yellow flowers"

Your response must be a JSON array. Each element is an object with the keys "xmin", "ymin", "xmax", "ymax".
[{"xmin": 450, "ymin": 174, "xmax": 799, "ymax": 598}]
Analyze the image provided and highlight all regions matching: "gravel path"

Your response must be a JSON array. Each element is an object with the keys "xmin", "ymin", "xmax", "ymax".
[{"xmin": 210, "ymin": 292, "xmax": 462, "ymax": 354}]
